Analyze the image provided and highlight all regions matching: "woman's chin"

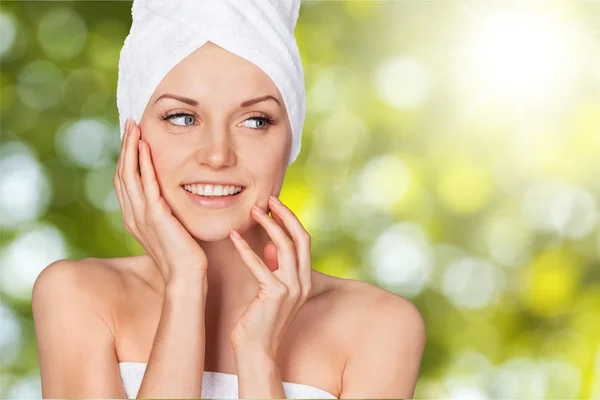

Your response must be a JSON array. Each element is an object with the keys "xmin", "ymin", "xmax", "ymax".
[
  {"xmin": 181, "ymin": 217, "xmax": 251, "ymax": 242},
  {"xmin": 189, "ymin": 228, "xmax": 235, "ymax": 242},
  {"xmin": 170, "ymin": 201, "xmax": 256, "ymax": 242}
]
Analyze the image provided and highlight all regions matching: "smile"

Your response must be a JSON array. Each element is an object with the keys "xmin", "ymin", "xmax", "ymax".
[
  {"xmin": 182, "ymin": 184, "xmax": 246, "ymax": 208},
  {"xmin": 183, "ymin": 183, "xmax": 244, "ymax": 197}
]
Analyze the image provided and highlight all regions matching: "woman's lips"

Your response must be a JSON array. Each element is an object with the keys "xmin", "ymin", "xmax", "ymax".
[{"xmin": 182, "ymin": 186, "xmax": 246, "ymax": 208}]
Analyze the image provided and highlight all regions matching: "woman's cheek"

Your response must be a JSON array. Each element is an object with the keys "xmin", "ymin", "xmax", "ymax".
[{"xmin": 146, "ymin": 146, "xmax": 176, "ymax": 189}]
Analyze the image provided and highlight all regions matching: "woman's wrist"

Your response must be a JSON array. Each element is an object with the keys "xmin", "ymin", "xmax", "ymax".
[
  {"xmin": 234, "ymin": 349, "xmax": 279, "ymax": 377},
  {"xmin": 165, "ymin": 270, "xmax": 208, "ymax": 300},
  {"xmin": 234, "ymin": 349, "xmax": 284, "ymax": 398},
  {"xmin": 233, "ymin": 346, "xmax": 275, "ymax": 365}
]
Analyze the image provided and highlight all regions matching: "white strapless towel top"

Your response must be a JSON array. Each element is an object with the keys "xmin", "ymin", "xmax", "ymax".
[{"xmin": 118, "ymin": 362, "xmax": 338, "ymax": 399}]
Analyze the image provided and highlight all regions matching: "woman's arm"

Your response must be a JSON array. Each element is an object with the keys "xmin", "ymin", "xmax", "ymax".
[
  {"xmin": 115, "ymin": 120, "xmax": 210, "ymax": 398},
  {"xmin": 234, "ymin": 348, "xmax": 287, "ymax": 398},
  {"xmin": 32, "ymin": 259, "xmax": 128, "ymax": 398},
  {"xmin": 136, "ymin": 271, "xmax": 207, "ymax": 398}
]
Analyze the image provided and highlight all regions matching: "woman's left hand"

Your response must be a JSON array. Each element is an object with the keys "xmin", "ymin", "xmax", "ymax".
[{"xmin": 229, "ymin": 195, "xmax": 312, "ymax": 359}]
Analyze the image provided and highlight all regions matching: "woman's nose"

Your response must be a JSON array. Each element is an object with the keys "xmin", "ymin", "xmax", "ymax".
[{"xmin": 193, "ymin": 127, "xmax": 237, "ymax": 169}]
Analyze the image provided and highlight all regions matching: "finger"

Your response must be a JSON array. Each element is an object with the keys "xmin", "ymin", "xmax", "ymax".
[
  {"xmin": 117, "ymin": 122, "xmax": 140, "ymax": 235},
  {"xmin": 138, "ymin": 137, "xmax": 161, "ymax": 202},
  {"xmin": 119, "ymin": 177, "xmax": 138, "ymax": 233},
  {"xmin": 137, "ymin": 138, "xmax": 195, "ymax": 267},
  {"xmin": 119, "ymin": 122, "xmax": 143, "ymax": 230},
  {"xmin": 269, "ymin": 208, "xmax": 292, "ymax": 239},
  {"xmin": 122, "ymin": 122, "xmax": 146, "ymax": 216},
  {"xmin": 267, "ymin": 211, "xmax": 297, "ymax": 275},
  {"xmin": 114, "ymin": 120, "xmax": 130, "ymax": 211},
  {"xmin": 118, "ymin": 120, "xmax": 131, "ymax": 179},
  {"xmin": 263, "ymin": 241, "xmax": 279, "ymax": 272},
  {"xmin": 251, "ymin": 205, "xmax": 299, "ymax": 290},
  {"xmin": 230, "ymin": 229, "xmax": 283, "ymax": 290},
  {"xmin": 268, "ymin": 197, "xmax": 311, "ymax": 297}
]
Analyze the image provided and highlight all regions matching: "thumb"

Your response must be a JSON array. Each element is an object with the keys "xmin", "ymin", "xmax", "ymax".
[{"xmin": 263, "ymin": 241, "xmax": 279, "ymax": 272}]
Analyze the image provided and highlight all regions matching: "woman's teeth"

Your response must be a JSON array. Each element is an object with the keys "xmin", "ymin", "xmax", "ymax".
[{"xmin": 183, "ymin": 184, "xmax": 243, "ymax": 197}]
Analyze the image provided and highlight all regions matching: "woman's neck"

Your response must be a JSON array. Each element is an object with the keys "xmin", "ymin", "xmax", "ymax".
[{"xmin": 198, "ymin": 223, "xmax": 272, "ymax": 317}]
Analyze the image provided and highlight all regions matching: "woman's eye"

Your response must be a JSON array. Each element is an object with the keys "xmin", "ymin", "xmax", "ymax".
[
  {"xmin": 166, "ymin": 113, "xmax": 196, "ymax": 126},
  {"xmin": 241, "ymin": 117, "xmax": 269, "ymax": 130},
  {"xmin": 161, "ymin": 113, "xmax": 273, "ymax": 130}
]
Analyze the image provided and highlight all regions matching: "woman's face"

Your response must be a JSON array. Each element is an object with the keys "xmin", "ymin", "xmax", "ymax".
[{"xmin": 138, "ymin": 41, "xmax": 292, "ymax": 241}]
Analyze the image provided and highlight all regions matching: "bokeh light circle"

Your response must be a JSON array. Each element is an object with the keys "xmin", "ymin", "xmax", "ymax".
[
  {"xmin": 0, "ymin": 141, "xmax": 52, "ymax": 228},
  {"xmin": 0, "ymin": 224, "xmax": 68, "ymax": 300},
  {"xmin": 55, "ymin": 118, "xmax": 115, "ymax": 168},
  {"xmin": 375, "ymin": 56, "xmax": 431, "ymax": 110},
  {"xmin": 0, "ymin": 12, "xmax": 16, "ymax": 57},
  {"xmin": 17, "ymin": 60, "xmax": 64, "ymax": 110},
  {"xmin": 370, "ymin": 222, "xmax": 433, "ymax": 298},
  {"xmin": 37, "ymin": 7, "xmax": 87, "ymax": 60}
]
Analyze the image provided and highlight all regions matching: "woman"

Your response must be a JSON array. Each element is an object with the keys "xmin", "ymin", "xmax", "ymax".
[{"xmin": 31, "ymin": 0, "xmax": 426, "ymax": 398}]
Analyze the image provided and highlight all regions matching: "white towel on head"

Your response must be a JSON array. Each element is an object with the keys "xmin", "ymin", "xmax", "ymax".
[{"xmin": 116, "ymin": 0, "xmax": 306, "ymax": 166}]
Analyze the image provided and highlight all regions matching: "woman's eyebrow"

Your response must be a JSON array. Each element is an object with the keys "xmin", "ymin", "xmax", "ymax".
[
  {"xmin": 240, "ymin": 95, "xmax": 280, "ymax": 107},
  {"xmin": 154, "ymin": 93, "xmax": 198, "ymax": 106},
  {"xmin": 154, "ymin": 93, "xmax": 280, "ymax": 107}
]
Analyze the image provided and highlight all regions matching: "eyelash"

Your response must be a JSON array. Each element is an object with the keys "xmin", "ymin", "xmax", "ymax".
[{"xmin": 159, "ymin": 111, "xmax": 279, "ymax": 131}]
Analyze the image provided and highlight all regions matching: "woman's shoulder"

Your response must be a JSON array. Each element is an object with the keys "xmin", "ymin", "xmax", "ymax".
[
  {"xmin": 33, "ymin": 256, "xmax": 157, "ymax": 315},
  {"xmin": 34, "ymin": 257, "xmax": 121, "ymax": 297},
  {"xmin": 31, "ymin": 258, "xmax": 124, "ymax": 343},
  {"xmin": 314, "ymin": 274, "xmax": 424, "ymax": 341},
  {"xmin": 35, "ymin": 255, "xmax": 147, "ymax": 287},
  {"xmin": 317, "ymin": 273, "xmax": 419, "ymax": 314}
]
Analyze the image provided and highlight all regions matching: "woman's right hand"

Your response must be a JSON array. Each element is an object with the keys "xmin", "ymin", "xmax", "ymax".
[{"xmin": 113, "ymin": 119, "xmax": 208, "ymax": 286}]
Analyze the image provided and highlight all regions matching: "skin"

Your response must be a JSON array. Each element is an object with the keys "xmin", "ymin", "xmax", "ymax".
[
  {"xmin": 133, "ymin": 39, "xmax": 303, "ymax": 330},
  {"xmin": 32, "ymin": 41, "xmax": 426, "ymax": 398}
]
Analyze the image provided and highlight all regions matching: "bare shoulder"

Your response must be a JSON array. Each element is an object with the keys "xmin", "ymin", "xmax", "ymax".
[
  {"xmin": 32, "ymin": 255, "xmax": 152, "ymax": 333},
  {"xmin": 318, "ymin": 274, "xmax": 425, "ymax": 330},
  {"xmin": 33, "ymin": 257, "xmax": 123, "ymax": 303},
  {"xmin": 31, "ymin": 257, "xmax": 146, "ymax": 397},
  {"xmin": 308, "ymin": 272, "xmax": 426, "ymax": 357},
  {"xmin": 32, "ymin": 257, "xmax": 126, "ymax": 331},
  {"xmin": 321, "ymin": 276, "xmax": 426, "ymax": 398}
]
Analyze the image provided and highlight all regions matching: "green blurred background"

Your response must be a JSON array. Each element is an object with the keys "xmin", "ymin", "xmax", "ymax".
[{"xmin": 1, "ymin": 0, "xmax": 600, "ymax": 398}]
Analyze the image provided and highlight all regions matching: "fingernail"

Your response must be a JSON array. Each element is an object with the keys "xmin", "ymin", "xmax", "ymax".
[
  {"xmin": 230, "ymin": 229, "xmax": 241, "ymax": 239},
  {"xmin": 270, "ymin": 196, "xmax": 282, "ymax": 205}
]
